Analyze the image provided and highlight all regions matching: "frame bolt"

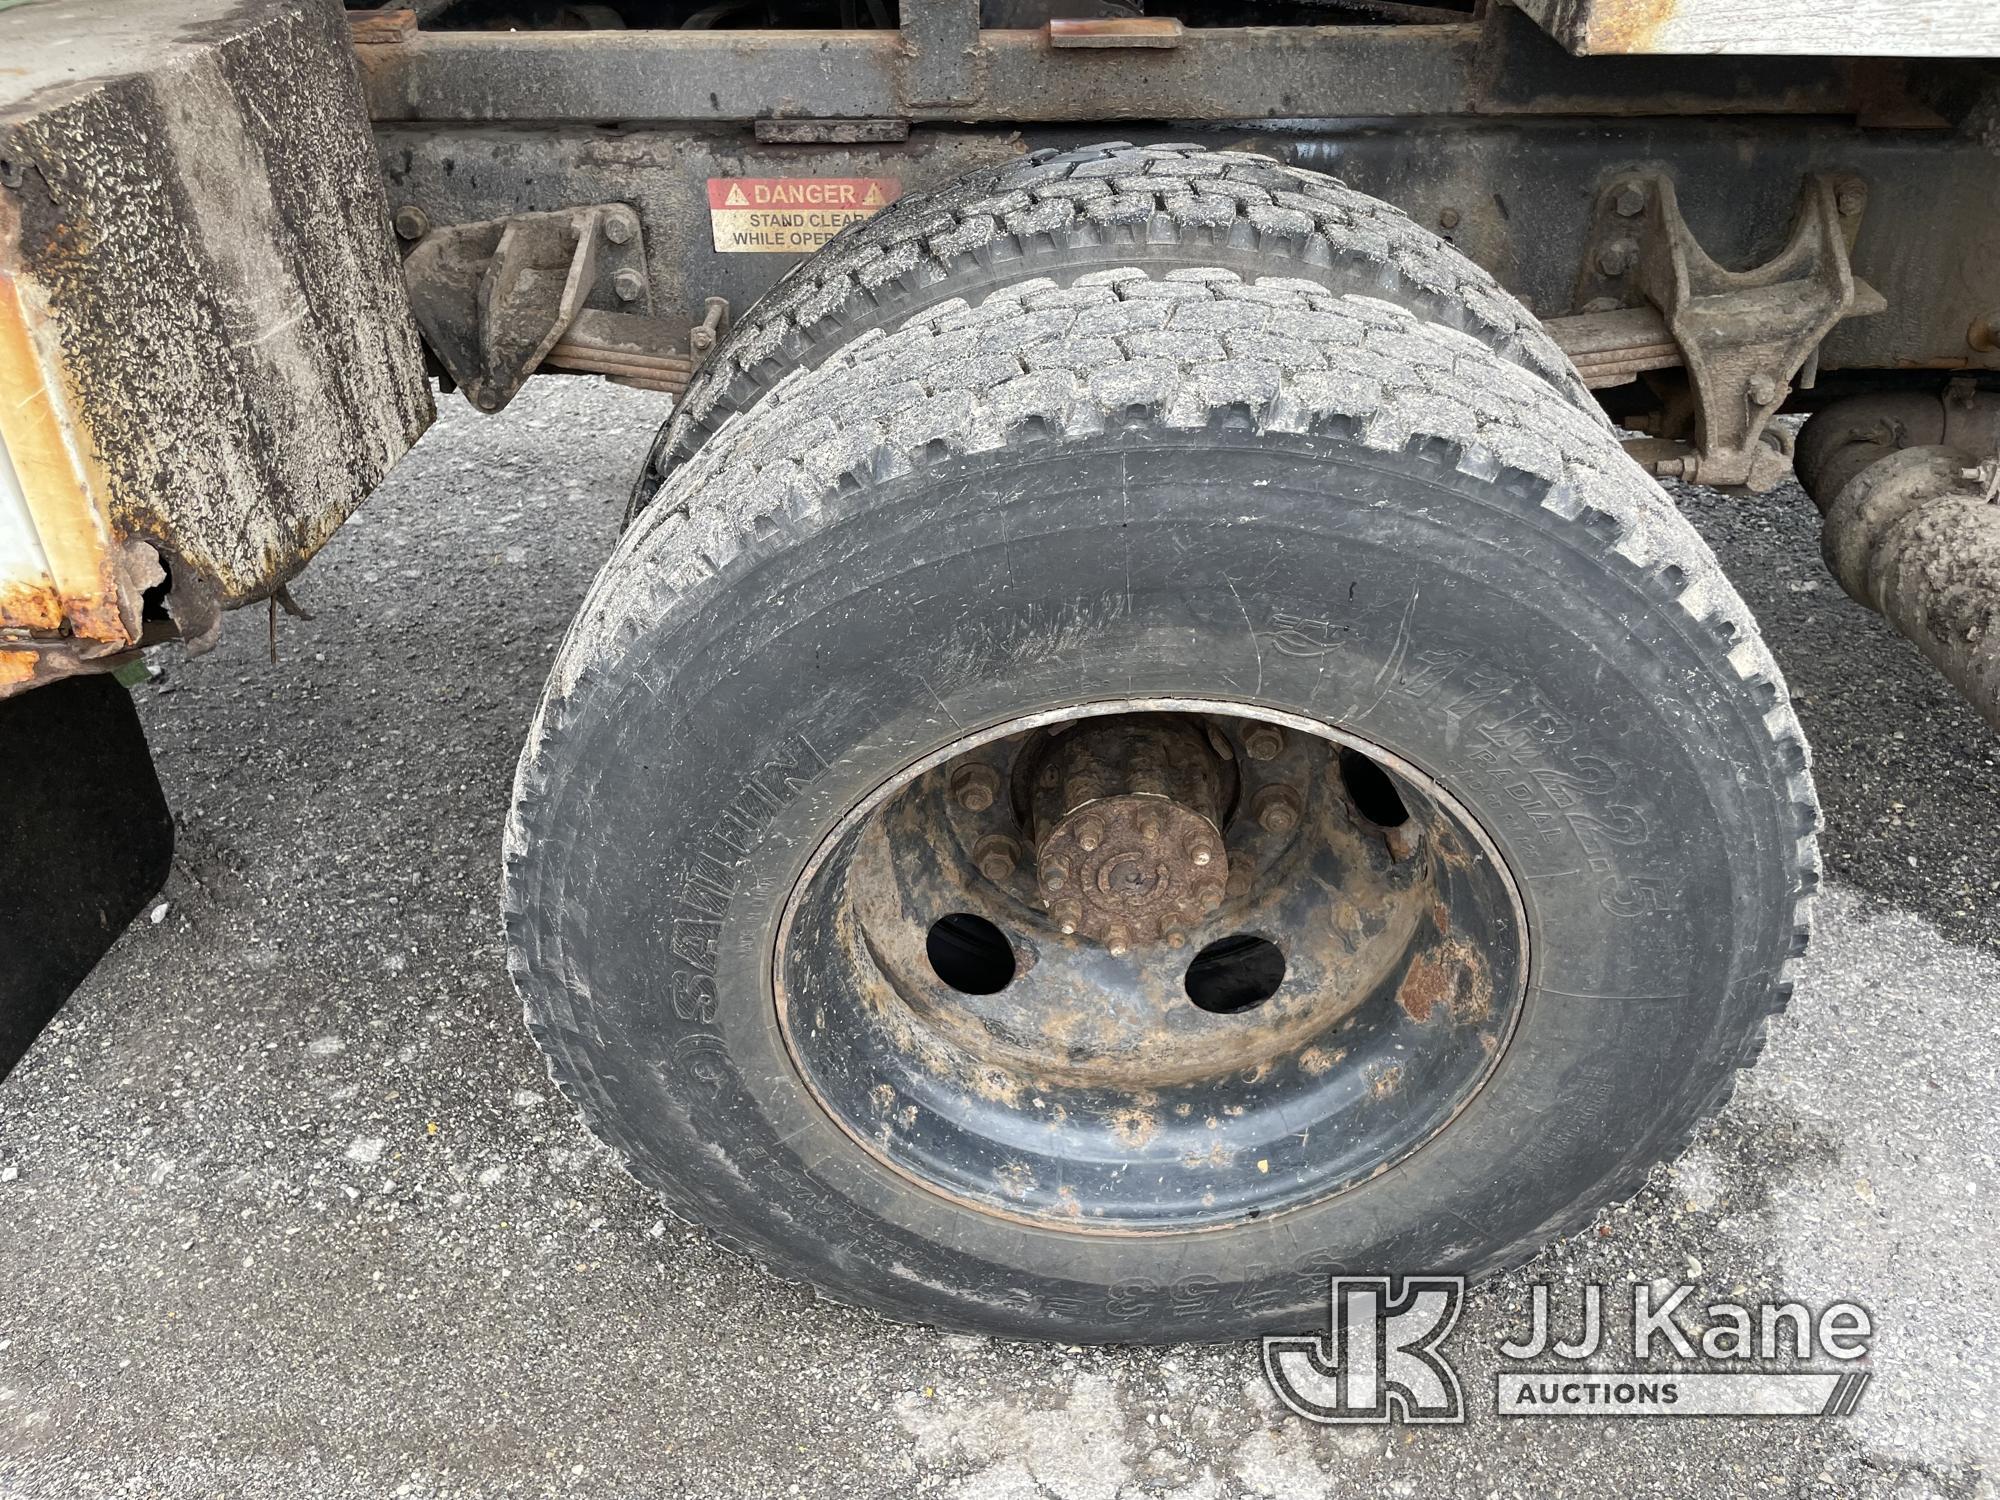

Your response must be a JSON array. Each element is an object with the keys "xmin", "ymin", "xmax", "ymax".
[
  {"xmin": 612, "ymin": 267, "xmax": 646, "ymax": 303},
  {"xmin": 950, "ymin": 763, "xmax": 1001, "ymax": 812},
  {"xmin": 1241, "ymin": 724, "xmax": 1284, "ymax": 762},
  {"xmin": 1597, "ymin": 239, "xmax": 1638, "ymax": 277},
  {"xmin": 1610, "ymin": 182, "xmax": 1647, "ymax": 218},
  {"xmin": 973, "ymin": 835, "xmax": 1019, "ymax": 883},
  {"xmin": 1253, "ymin": 785, "xmax": 1304, "ymax": 836},
  {"xmin": 602, "ymin": 208, "xmax": 638, "ymax": 245},
  {"xmin": 1436, "ymin": 206, "xmax": 1460, "ymax": 231},
  {"xmin": 1836, "ymin": 185, "xmax": 1866, "ymax": 217},
  {"xmin": 1746, "ymin": 372, "xmax": 1781, "ymax": 406},
  {"xmin": 392, "ymin": 205, "xmax": 429, "ymax": 241}
]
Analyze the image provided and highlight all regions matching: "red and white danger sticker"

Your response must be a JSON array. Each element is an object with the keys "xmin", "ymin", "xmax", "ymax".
[{"xmin": 706, "ymin": 177, "xmax": 901, "ymax": 254}]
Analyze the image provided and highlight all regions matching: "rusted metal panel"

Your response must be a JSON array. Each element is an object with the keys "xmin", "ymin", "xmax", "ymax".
[
  {"xmin": 376, "ymin": 119, "xmax": 2000, "ymax": 402},
  {"xmin": 355, "ymin": 7, "xmax": 1892, "ymax": 124},
  {"xmin": 1513, "ymin": 0, "xmax": 2000, "ymax": 57},
  {"xmin": 0, "ymin": 0, "xmax": 433, "ymax": 695},
  {"xmin": 359, "ymin": 22, "xmax": 1480, "ymax": 123}
]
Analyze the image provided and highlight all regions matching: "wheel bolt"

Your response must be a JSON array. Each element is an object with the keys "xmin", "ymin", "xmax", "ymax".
[
  {"xmin": 1242, "ymin": 724, "xmax": 1284, "ymax": 762},
  {"xmin": 1073, "ymin": 816, "xmax": 1104, "ymax": 852},
  {"xmin": 1104, "ymin": 924, "xmax": 1132, "ymax": 958},
  {"xmin": 951, "ymin": 763, "xmax": 1001, "ymax": 812},
  {"xmin": 1196, "ymin": 881, "xmax": 1225, "ymax": 911},
  {"xmin": 973, "ymin": 835, "xmax": 1018, "ymax": 883},
  {"xmin": 1253, "ymin": 785, "xmax": 1304, "ymax": 836},
  {"xmin": 1187, "ymin": 839, "xmax": 1215, "ymax": 867},
  {"xmin": 1053, "ymin": 898, "xmax": 1082, "ymax": 935}
]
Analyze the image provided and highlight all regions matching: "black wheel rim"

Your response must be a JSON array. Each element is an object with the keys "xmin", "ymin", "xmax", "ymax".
[{"xmin": 774, "ymin": 700, "xmax": 1529, "ymax": 1234}]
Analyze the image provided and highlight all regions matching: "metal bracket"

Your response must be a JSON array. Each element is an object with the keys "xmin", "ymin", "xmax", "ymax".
[
  {"xmin": 400, "ymin": 204, "xmax": 665, "ymax": 413},
  {"xmin": 1576, "ymin": 172, "xmax": 1886, "ymax": 490}
]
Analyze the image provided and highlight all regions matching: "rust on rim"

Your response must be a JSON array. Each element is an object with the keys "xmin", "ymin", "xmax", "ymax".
[{"xmin": 771, "ymin": 698, "xmax": 1532, "ymax": 1235}]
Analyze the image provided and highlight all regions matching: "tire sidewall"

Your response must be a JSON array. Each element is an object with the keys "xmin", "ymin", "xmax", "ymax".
[{"xmin": 516, "ymin": 429, "xmax": 1800, "ymax": 1341}]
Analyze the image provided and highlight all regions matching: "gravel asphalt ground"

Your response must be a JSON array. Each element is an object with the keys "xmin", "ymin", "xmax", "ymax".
[{"xmin": 1, "ymin": 381, "xmax": 1995, "ymax": 1499}]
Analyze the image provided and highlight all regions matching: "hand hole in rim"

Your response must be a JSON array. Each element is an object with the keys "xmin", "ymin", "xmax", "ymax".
[
  {"xmin": 1183, "ymin": 933, "xmax": 1287, "ymax": 1014},
  {"xmin": 1339, "ymin": 745, "xmax": 1411, "ymax": 828},
  {"xmin": 925, "ymin": 912, "xmax": 1017, "ymax": 995}
]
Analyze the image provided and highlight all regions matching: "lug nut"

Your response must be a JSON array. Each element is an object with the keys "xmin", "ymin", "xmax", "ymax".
[
  {"xmin": 1241, "ymin": 724, "xmax": 1284, "ymax": 762},
  {"xmin": 973, "ymin": 835, "xmax": 1019, "ymax": 883},
  {"xmin": 1253, "ymin": 785, "xmax": 1304, "ymax": 835},
  {"xmin": 1044, "ymin": 863, "xmax": 1068, "ymax": 891},
  {"xmin": 950, "ymin": 763, "xmax": 1001, "ymax": 812}
]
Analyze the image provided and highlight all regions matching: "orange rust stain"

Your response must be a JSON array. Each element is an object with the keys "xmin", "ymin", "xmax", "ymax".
[
  {"xmin": 1579, "ymin": 0, "xmax": 1676, "ymax": 53},
  {"xmin": 0, "ymin": 192, "xmax": 134, "ymax": 672},
  {"xmin": 1108, "ymin": 1105, "xmax": 1158, "ymax": 1149},
  {"xmin": 0, "ymin": 648, "xmax": 38, "ymax": 688},
  {"xmin": 1371, "ymin": 1065, "xmax": 1403, "ymax": 1100},
  {"xmin": 1396, "ymin": 951, "xmax": 1454, "ymax": 1023},
  {"xmin": 0, "ymin": 572, "xmax": 63, "ymax": 633}
]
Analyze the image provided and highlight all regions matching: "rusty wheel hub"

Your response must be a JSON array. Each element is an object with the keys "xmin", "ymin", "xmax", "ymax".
[
  {"xmin": 774, "ymin": 701, "xmax": 1529, "ymax": 1233},
  {"xmin": 1031, "ymin": 716, "xmax": 1230, "ymax": 953}
]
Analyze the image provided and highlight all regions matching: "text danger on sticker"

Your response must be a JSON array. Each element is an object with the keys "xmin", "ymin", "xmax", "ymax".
[{"xmin": 707, "ymin": 177, "xmax": 902, "ymax": 254}]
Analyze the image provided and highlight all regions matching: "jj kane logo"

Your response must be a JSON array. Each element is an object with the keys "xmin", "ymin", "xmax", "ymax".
[{"xmin": 1264, "ymin": 1276, "xmax": 1873, "ymax": 1423}]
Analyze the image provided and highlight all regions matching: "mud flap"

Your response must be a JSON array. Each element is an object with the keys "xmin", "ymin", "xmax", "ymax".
[{"xmin": 0, "ymin": 676, "xmax": 172, "ymax": 1077}]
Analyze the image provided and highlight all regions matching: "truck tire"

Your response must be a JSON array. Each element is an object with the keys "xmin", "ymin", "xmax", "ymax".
[
  {"xmin": 509, "ymin": 182, "xmax": 1816, "ymax": 1344},
  {"xmin": 629, "ymin": 142, "xmax": 1600, "ymax": 517}
]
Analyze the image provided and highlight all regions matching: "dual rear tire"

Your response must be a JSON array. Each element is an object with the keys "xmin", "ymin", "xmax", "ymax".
[{"xmin": 504, "ymin": 145, "xmax": 1817, "ymax": 1341}]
